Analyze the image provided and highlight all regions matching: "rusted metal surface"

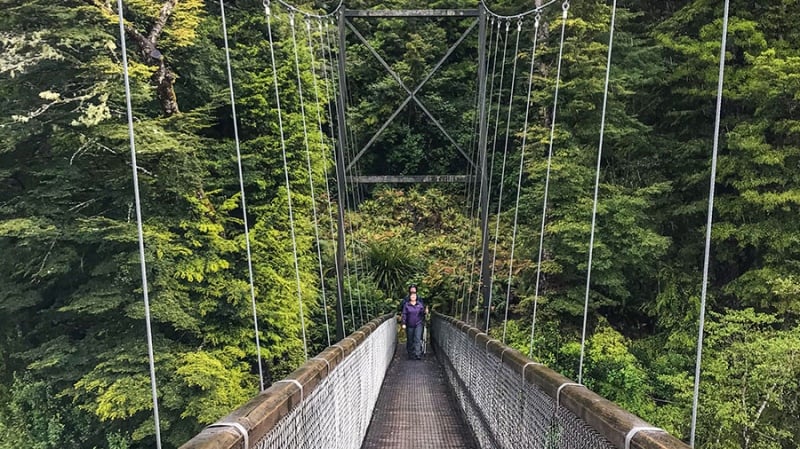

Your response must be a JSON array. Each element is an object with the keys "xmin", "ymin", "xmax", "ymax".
[{"xmin": 361, "ymin": 346, "xmax": 478, "ymax": 449}]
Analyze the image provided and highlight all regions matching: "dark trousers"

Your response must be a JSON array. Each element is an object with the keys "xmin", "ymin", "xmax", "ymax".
[{"xmin": 405, "ymin": 324, "xmax": 423, "ymax": 359}]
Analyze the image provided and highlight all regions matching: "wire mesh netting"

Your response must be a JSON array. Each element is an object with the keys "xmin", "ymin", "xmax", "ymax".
[
  {"xmin": 433, "ymin": 318, "xmax": 615, "ymax": 449},
  {"xmin": 253, "ymin": 319, "xmax": 396, "ymax": 449}
]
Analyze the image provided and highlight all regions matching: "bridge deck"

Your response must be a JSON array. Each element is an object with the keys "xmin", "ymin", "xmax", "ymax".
[{"xmin": 361, "ymin": 343, "xmax": 477, "ymax": 449}]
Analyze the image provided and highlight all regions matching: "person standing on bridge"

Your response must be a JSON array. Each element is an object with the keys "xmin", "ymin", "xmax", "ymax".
[
  {"xmin": 398, "ymin": 284, "xmax": 429, "ymax": 316},
  {"xmin": 401, "ymin": 291, "xmax": 426, "ymax": 360}
]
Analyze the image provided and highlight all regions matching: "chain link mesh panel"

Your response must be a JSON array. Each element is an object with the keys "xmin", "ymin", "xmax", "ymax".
[
  {"xmin": 433, "ymin": 317, "xmax": 615, "ymax": 449},
  {"xmin": 253, "ymin": 319, "xmax": 396, "ymax": 449}
]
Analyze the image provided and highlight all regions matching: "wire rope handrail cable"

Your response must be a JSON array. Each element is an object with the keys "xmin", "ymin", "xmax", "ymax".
[
  {"xmin": 577, "ymin": 0, "xmax": 617, "ymax": 385},
  {"xmin": 181, "ymin": 315, "xmax": 397, "ymax": 449},
  {"xmin": 690, "ymin": 0, "xmax": 731, "ymax": 446},
  {"xmin": 115, "ymin": 0, "xmax": 162, "ymax": 446},
  {"xmin": 264, "ymin": 0, "xmax": 309, "ymax": 359},
  {"xmin": 433, "ymin": 314, "xmax": 691, "ymax": 449},
  {"xmin": 529, "ymin": 1, "xmax": 570, "ymax": 358},
  {"xmin": 218, "ymin": 0, "xmax": 267, "ymax": 392}
]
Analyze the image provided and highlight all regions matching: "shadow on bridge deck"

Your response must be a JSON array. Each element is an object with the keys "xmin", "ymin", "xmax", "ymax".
[{"xmin": 361, "ymin": 344, "xmax": 478, "ymax": 449}]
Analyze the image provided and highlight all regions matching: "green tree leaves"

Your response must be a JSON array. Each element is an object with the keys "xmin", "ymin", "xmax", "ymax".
[
  {"xmin": 698, "ymin": 309, "xmax": 800, "ymax": 448},
  {"xmin": 2, "ymin": 1, "xmax": 800, "ymax": 448}
]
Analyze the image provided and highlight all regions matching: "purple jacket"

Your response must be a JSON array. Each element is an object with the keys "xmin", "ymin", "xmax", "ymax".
[{"xmin": 401, "ymin": 300, "xmax": 426, "ymax": 328}]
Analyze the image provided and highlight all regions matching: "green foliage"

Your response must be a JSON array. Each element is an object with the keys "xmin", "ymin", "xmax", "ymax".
[
  {"xmin": 697, "ymin": 309, "xmax": 800, "ymax": 449},
  {"xmin": 1, "ymin": 0, "xmax": 329, "ymax": 446},
  {"xmin": 353, "ymin": 186, "xmax": 476, "ymax": 312},
  {"xmin": 0, "ymin": 372, "xmax": 100, "ymax": 449},
  {"xmin": 2, "ymin": 0, "xmax": 800, "ymax": 447},
  {"xmin": 582, "ymin": 321, "xmax": 656, "ymax": 420},
  {"xmin": 365, "ymin": 238, "xmax": 421, "ymax": 297},
  {"xmin": 175, "ymin": 349, "xmax": 254, "ymax": 423}
]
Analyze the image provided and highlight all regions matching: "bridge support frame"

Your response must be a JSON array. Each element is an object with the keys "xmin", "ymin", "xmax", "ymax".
[
  {"xmin": 474, "ymin": 7, "xmax": 492, "ymax": 331},
  {"xmin": 332, "ymin": 6, "xmax": 492, "ymax": 335}
]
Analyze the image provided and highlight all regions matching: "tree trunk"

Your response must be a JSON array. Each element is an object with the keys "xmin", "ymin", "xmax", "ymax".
[{"xmin": 91, "ymin": 0, "xmax": 181, "ymax": 116}]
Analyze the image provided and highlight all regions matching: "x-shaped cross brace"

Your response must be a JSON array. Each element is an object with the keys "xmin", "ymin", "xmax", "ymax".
[{"xmin": 344, "ymin": 18, "xmax": 479, "ymax": 173}]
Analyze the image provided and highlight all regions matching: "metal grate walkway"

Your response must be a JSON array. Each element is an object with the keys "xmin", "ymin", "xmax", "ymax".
[{"xmin": 361, "ymin": 341, "xmax": 478, "ymax": 449}]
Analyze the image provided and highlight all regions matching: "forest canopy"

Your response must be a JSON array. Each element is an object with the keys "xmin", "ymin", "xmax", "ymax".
[{"xmin": 1, "ymin": 1, "xmax": 798, "ymax": 448}]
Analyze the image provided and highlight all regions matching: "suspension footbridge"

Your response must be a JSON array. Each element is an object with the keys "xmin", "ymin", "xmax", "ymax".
[
  {"xmin": 181, "ymin": 314, "xmax": 687, "ymax": 449},
  {"xmin": 106, "ymin": 0, "xmax": 734, "ymax": 447}
]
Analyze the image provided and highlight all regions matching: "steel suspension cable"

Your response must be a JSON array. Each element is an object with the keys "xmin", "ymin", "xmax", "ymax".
[
  {"xmin": 264, "ymin": 0, "xmax": 308, "ymax": 360},
  {"xmin": 529, "ymin": 1, "xmax": 570, "ymax": 358},
  {"xmin": 320, "ymin": 19, "xmax": 351, "ymax": 335},
  {"xmin": 343, "ymin": 81, "xmax": 364, "ymax": 327},
  {"xmin": 328, "ymin": 20, "xmax": 360, "ymax": 331},
  {"xmin": 305, "ymin": 17, "xmax": 333, "ymax": 346},
  {"xmin": 485, "ymin": 18, "xmax": 507, "ymax": 216},
  {"xmin": 476, "ymin": 20, "xmax": 510, "ymax": 328},
  {"xmin": 487, "ymin": 19, "xmax": 522, "ymax": 333},
  {"xmin": 578, "ymin": 0, "xmax": 617, "ymax": 385},
  {"xmin": 465, "ymin": 211, "xmax": 480, "ymax": 324},
  {"xmin": 115, "ymin": 0, "xmax": 162, "ymax": 446},
  {"xmin": 463, "ymin": 17, "xmax": 498, "ymax": 322},
  {"xmin": 503, "ymin": 14, "xmax": 541, "ymax": 344},
  {"xmin": 458, "ymin": 89, "xmax": 480, "ymax": 320},
  {"xmin": 482, "ymin": 0, "xmax": 560, "ymax": 21},
  {"xmin": 320, "ymin": 19, "xmax": 354, "ymax": 331},
  {"xmin": 344, "ymin": 33, "xmax": 375, "ymax": 323},
  {"xmin": 461, "ymin": 86, "xmax": 485, "ymax": 321},
  {"xmin": 465, "ymin": 172, "xmax": 481, "ymax": 325},
  {"xmin": 290, "ymin": 12, "xmax": 331, "ymax": 346},
  {"xmin": 341, "ymin": 20, "xmax": 369, "ymax": 324},
  {"xmin": 463, "ymin": 129, "xmax": 482, "ymax": 323},
  {"xmin": 690, "ymin": 0, "xmax": 730, "ymax": 445},
  {"xmin": 219, "ymin": 0, "xmax": 266, "ymax": 391},
  {"xmin": 333, "ymin": 15, "xmax": 361, "ymax": 325},
  {"xmin": 275, "ymin": 0, "xmax": 344, "ymax": 19},
  {"xmin": 458, "ymin": 16, "xmax": 493, "ymax": 318},
  {"xmin": 487, "ymin": 19, "xmax": 511, "ymax": 190},
  {"xmin": 467, "ymin": 18, "xmax": 501, "ymax": 323}
]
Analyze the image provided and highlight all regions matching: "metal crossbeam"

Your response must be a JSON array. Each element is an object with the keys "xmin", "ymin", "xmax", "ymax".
[
  {"xmin": 332, "ymin": 7, "xmax": 489, "ymax": 319},
  {"xmin": 350, "ymin": 175, "xmax": 475, "ymax": 183},
  {"xmin": 345, "ymin": 9, "xmax": 480, "ymax": 17},
  {"xmin": 344, "ymin": 18, "xmax": 478, "ymax": 173}
]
